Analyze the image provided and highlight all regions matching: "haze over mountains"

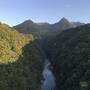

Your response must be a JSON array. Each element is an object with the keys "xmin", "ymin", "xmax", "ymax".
[
  {"xmin": 14, "ymin": 18, "xmax": 84, "ymax": 39},
  {"xmin": 0, "ymin": 17, "xmax": 89, "ymax": 90}
]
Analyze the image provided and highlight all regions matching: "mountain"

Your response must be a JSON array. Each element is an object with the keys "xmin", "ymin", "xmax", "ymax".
[
  {"xmin": 43, "ymin": 24, "xmax": 90, "ymax": 90},
  {"xmin": 14, "ymin": 20, "xmax": 51, "ymax": 39},
  {"xmin": 14, "ymin": 20, "xmax": 50, "ymax": 33},
  {"xmin": 0, "ymin": 19, "xmax": 89, "ymax": 90},
  {"xmin": 0, "ymin": 22, "xmax": 45, "ymax": 90},
  {"xmin": 72, "ymin": 22, "xmax": 85, "ymax": 27},
  {"xmin": 51, "ymin": 17, "xmax": 75, "ymax": 32},
  {"xmin": 14, "ymin": 18, "xmax": 82, "ymax": 39},
  {"xmin": 14, "ymin": 20, "xmax": 49, "ymax": 33}
]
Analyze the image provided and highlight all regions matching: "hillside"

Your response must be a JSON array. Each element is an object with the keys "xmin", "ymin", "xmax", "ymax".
[
  {"xmin": 0, "ymin": 23, "xmax": 45, "ymax": 90},
  {"xmin": 72, "ymin": 22, "xmax": 85, "ymax": 27},
  {"xmin": 13, "ymin": 20, "xmax": 51, "ymax": 39},
  {"xmin": 14, "ymin": 18, "xmax": 79, "ymax": 39},
  {"xmin": 51, "ymin": 17, "xmax": 75, "ymax": 32},
  {"xmin": 14, "ymin": 20, "xmax": 50, "ymax": 34},
  {"xmin": 43, "ymin": 24, "xmax": 90, "ymax": 90}
]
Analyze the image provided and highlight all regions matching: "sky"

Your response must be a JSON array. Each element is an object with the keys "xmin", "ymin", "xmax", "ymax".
[{"xmin": 0, "ymin": 0, "xmax": 90, "ymax": 26}]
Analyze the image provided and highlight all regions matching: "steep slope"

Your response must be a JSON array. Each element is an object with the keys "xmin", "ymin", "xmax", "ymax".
[
  {"xmin": 43, "ymin": 24, "xmax": 90, "ymax": 90},
  {"xmin": 14, "ymin": 20, "xmax": 50, "ymax": 33},
  {"xmin": 51, "ymin": 17, "xmax": 75, "ymax": 32},
  {"xmin": 13, "ymin": 18, "xmax": 76, "ymax": 39},
  {"xmin": 0, "ymin": 23, "xmax": 44, "ymax": 90},
  {"xmin": 14, "ymin": 20, "xmax": 51, "ymax": 39},
  {"xmin": 72, "ymin": 22, "xmax": 85, "ymax": 27},
  {"xmin": 0, "ymin": 23, "xmax": 29, "ymax": 63}
]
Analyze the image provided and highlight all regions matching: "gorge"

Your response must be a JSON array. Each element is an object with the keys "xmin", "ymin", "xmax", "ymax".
[
  {"xmin": 0, "ymin": 18, "xmax": 90, "ymax": 90},
  {"xmin": 41, "ymin": 59, "xmax": 56, "ymax": 90}
]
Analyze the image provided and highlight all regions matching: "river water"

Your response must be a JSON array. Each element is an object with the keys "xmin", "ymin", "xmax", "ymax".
[{"xmin": 41, "ymin": 59, "xmax": 56, "ymax": 90}]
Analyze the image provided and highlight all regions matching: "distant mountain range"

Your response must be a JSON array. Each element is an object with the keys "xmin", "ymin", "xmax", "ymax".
[
  {"xmin": 51, "ymin": 17, "xmax": 75, "ymax": 31},
  {"xmin": 13, "ymin": 18, "xmax": 84, "ymax": 39}
]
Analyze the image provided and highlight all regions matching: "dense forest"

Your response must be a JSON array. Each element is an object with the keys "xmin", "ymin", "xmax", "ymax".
[
  {"xmin": 0, "ymin": 23, "xmax": 45, "ymax": 90},
  {"xmin": 43, "ymin": 24, "xmax": 90, "ymax": 90},
  {"xmin": 1, "ymin": 0, "xmax": 90, "ymax": 89},
  {"xmin": 0, "ymin": 21, "xmax": 90, "ymax": 90}
]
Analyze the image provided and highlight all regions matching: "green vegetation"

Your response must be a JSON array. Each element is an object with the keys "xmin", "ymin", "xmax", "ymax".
[
  {"xmin": 0, "ymin": 23, "xmax": 44, "ymax": 90},
  {"xmin": 43, "ymin": 24, "xmax": 90, "ymax": 90},
  {"xmin": 0, "ymin": 21, "xmax": 89, "ymax": 90},
  {"xmin": 0, "ymin": 23, "xmax": 29, "ymax": 63},
  {"xmin": 14, "ymin": 18, "xmax": 76, "ymax": 39},
  {"xmin": 13, "ymin": 20, "xmax": 51, "ymax": 39}
]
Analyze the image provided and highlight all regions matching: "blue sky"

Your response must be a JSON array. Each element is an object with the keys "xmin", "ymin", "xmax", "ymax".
[{"xmin": 0, "ymin": 0, "xmax": 90, "ymax": 26}]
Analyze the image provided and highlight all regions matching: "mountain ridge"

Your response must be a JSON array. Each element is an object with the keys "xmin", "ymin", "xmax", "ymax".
[
  {"xmin": 13, "ymin": 17, "xmax": 84, "ymax": 33},
  {"xmin": 13, "ymin": 17, "xmax": 85, "ymax": 39}
]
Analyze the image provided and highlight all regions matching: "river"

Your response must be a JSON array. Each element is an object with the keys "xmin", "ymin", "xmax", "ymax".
[{"xmin": 41, "ymin": 59, "xmax": 56, "ymax": 90}]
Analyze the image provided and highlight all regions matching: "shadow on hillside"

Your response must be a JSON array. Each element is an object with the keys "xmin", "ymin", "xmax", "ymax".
[{"xmin": 0, "ymin": 40, "xmax": 44, "ymax": 90}]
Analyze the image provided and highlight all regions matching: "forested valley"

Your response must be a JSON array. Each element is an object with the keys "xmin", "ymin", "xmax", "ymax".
[{"xmin": 0, "ymin": 18, "xmax": 90, "ymax": 90}]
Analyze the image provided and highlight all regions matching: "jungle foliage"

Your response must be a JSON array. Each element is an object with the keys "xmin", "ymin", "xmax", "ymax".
[
  {"xmin": 43, "ymin": 24, "xmax": 90, "ymax": 90},
  {"xmin": 0, "ymin": 23, "xmax": 44, "ymax": 90}
]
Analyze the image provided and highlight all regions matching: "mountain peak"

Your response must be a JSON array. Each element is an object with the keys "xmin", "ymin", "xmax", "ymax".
[
  {"xmin": 59, "ymin": 17, "xmax": 69, "ymax": 23},
  {"xmin": 52, "ymin": 17, "xmax": 75, "ymax": 31},
  {"xmin": 23, "ymin": 19, "xmax": 34, "ymax": 24},
  {"xmin": 62, "ymin": 17, "xmax": 66, "ymax": 19},
  {"xmin": 54, "ymin": 17, "xmax": 70, "ymax": 26}
]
